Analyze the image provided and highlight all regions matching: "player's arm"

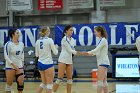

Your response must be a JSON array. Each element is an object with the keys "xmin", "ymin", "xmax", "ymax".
[
  {"xmin": 62, "ymin": 39, "xmax": 77, "ymax": 55},
  {"xmin": 50, "ymin": 39, "xmax": 58, "ymax": 55},
  {"xmin": 4, "ymin": 42, "xmax": 19, "ymax": 70},
  {"xmin": 4, "ymin": 42, "xmax": 13, "ymax": 64},
  {"xmin": 35, "ymin": 41, "xmax": 39, "ymax": 57},
  {"xmin": 21, "ymin": 42, "xmax": 24, "ymax": 66},
  {"xmin": 87, "ymin": 39, "xmax": 106, "ymax": 55}
]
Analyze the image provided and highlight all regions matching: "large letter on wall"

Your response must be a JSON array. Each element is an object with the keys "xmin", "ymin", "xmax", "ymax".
[
  {"xmin": 24, "ymin": 28, "xmax": 37, "ymax": 47},
  {"xmin": 110, "ymin": 25, "xmax": 123, "ymax": 45},
  {"xmin": 125, "ymin": 25, "xmax": 138, "ymax": 45},
  {"xmin": 79, "ymin": 26, "xmax": 93, "ymax": 46}
]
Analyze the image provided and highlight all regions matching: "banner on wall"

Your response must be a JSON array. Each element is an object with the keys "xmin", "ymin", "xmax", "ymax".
[
  {"xmin": 54, "ymin": 23, "xmax": 140, "ymax": 46},
  {"xmin": 7, "ymin": 0, "xmax": 32, "ymax": 11},
  {"xmin": 38, "ymin": 0, "xmax": 63, "ymax": 10},
  {"xmin": 0, "ymin": 26, "xmax": 39, "ymax": 47},
  {"xmin": 68, "ymin": 0, "xmax": 94, "ymax": 9},
  {"xmin": 0, "ymin": 23, "xmax": 140, "ymax": 47}
]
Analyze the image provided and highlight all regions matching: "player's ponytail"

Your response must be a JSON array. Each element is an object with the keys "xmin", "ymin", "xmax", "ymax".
[{"xmin": 39, "ymin": 26, "xmax": 50, "ymax": 37}]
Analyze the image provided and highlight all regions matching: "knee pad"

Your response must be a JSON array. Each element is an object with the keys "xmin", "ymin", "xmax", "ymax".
[
  {"xmin": 46, "ymin": 84, "xmax": 53, "ymax": 89},
  {"xmin": 16, "ymin": 73, "xmax": 24, "ymax": 81},
  {"xmin": 67, "ymin": 79, "xmax": 73, "ymax": 84},
  {"xmin": 55, "ymin": 78, "xmax": 63, "ymax": 84},
  {"xmin": 40, "ymin": 83, "xmax": 46, "ymax": 89},
  {"xmin": 97, "ymin": 80, "xmax": 104, "ymax": 87},
  {"xmin": 17, "ymin": 84, "xmax": 24, "ymax": 91},
  {"xmin": 103, "ymin": 81, "xmax": 108, "ymax": 87},
  {"xmin": 5, "ymin": 84, "xmax": 12, "ymax": 91},
  {"xmin": 16, "ymin": 73, "xmax": 24, "ymax": 91}
]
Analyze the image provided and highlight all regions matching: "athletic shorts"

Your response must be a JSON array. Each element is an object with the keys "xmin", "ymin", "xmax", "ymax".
[
  {"xmin": 5, "ymin": 67, "xmax": 23, "ymax": 70},
  {"xmin": 38, "ymin": 61, "xmax": 53, "ymax": 71},
  {"xmin": 99, "ymin": 64, "xmax": 109, "ymax": 68}
]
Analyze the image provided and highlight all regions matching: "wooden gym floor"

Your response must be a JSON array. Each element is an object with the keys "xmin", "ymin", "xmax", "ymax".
[{"xmin": 0, "ymin": 78, "xmax": 139, "ymax": 93}]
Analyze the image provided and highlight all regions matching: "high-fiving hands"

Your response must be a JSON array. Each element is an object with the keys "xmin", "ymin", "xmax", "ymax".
[{"xmin": 77, "ymin": 51, "xmax": 93, "ymax": 56}]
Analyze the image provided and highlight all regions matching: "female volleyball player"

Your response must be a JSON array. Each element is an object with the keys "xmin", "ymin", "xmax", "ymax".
[
  {"xmin": 53, "ymin": 25, "xmax": 87, "ymax": 93},
  {"xmin": 35, "ymin": 26, "xmax": 58, "ymax": 93},
  {"xmin": 87, "ymin": 26, "xmax": 110, "ymax": 93},
  {"xmin": 4, "ymin": 28, "xmax": 24, "ymax": 93},
  {"xmin": 136, "ymin": 36, "xmax": 140, "ymax": 75}
]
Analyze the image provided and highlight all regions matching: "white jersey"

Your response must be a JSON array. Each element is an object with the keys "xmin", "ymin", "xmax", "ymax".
[
  {"xmin": 88, "ymin": 37, "xmax": 110, "ymax": 66},
  {"xmin": 35, "ymin": 36, "xmax": 58, "ymax": 65},
  {"xmin": 4, "ymin": 41, "xmax": 24, "ymax": 69},
  {"xmin": 136, "ymin": 36, "xmax": 140, "ymax": 65},
  {"xmin": 58, "ymin": 36, "xmax": 77, "ymax": 64},
  {"xmin": 136, "ymin": 36, "xmax": 140, "ymax": 52}
]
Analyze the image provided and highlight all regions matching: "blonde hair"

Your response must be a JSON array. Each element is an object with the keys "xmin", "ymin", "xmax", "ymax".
[
  {"xmin": 94, "ymin": 26, "xmax": 108, "ymax": 38},
  {"xmin": 39, "ymin": 26, "xmax": 50, "ymax": 37}
]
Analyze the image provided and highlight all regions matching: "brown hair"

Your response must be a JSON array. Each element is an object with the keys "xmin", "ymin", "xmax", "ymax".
[
  {"xmin": 62, "ymin": 25, "xmax": 72, "ymax": 38},
  {"xmin": 94, "ymin": 26, "xmax": 108, "ymax": 38},
  {"xmin": 39, "ymin": 26, "xmax": 50, "ymax": 37},
  {"xmin": 4, "ymin": 28, "xmax": 18, "ymax": 44}
]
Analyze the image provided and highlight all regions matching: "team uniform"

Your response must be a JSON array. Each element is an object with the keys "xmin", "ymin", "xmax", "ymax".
[
  {"xmin": 136, "ymin": 36, "xmax": 140, "ymax": 70},
  {"xmin": 88, "ymin": 37, "xmax": 110, "ymax": 68},
  {"xmin": 4, "ymin": 41, "xmax": 24, "ymax": 91},
  {"xmin": 58, "ymin": 36, "xmax": 77, "ymax": 64},
  {"xmin": 35, "ymin": 36, "xmax": 58, "ymax": 71},
  {"xmin": 4, "ymin": 41, "xmax": 24, "ymax": 69}
]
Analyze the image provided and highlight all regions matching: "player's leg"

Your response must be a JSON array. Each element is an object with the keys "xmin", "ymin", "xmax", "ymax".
[
  {"xmin": 45, "ymin": 66, "xmax": 54, "ymax": 93},
  {"xmin": 103, "ymin": 70, "xmax": 109, "ymax": 93},
  {"xmin": 53, "ymin": 63, "xmax": 66, "ymax": 93},
  {"xmin": 66, "ymin": 64, "xmax": 73, "ymax": 93},
  {"xmin": 15, "ymin": 68, "xmax": 24, "ymax": 93},
  {"xmin": 97, "ymin": 66, "xmax": 108, "ymax": 93},
  {"xmin": 37, "ymin": 71, "xmax": 46, "ymax": 93},
  {"xmin": 5, "ymin": 69, "xmax": 16, "ymax": 93},
  {"xmin": 37, "ymin": 62, "xmax": 47, "ymax": 93}
]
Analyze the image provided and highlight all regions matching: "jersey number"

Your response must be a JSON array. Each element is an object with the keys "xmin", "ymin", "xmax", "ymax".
[
  {"xmin": 40, "ymin": 42, "xmax": 43, "ymax": 49},
  {"xmin": 16, "ymin": 51, "xmax": 20, "ymax": 55}
]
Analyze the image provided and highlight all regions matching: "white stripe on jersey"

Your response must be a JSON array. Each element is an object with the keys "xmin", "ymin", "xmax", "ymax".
[{"xmin": 35, "ymin": 36, "xmax": 58, "ymax": 65}]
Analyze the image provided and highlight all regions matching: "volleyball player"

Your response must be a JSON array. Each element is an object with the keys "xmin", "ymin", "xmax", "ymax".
[
  {"xmin": 4, "ymin": 28, "xmax": 24, "ymax": 93},
  {"xmin": 35, "ymin": 26, "xmax": 58, "ymax": 93},
  {"xmin": 87, "ymin": 26, "xmax": 110, "ymax": 93},
  {"xmin": 53, "ymin": 25, "xmax": 87, "ymax": 93}
]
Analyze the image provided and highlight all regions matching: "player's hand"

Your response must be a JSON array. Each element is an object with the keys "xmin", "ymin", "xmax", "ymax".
[
  {"xmin": 77, "ymin": 51, "xmax": 89, "ymax": 56},
  {"xmin": 11, "ymin": 63, "xmax": 19, "ymax": 71},
  {"xmin": 81, "ymin": 52, "xmax": 89, "ymax": 56},
  {"xmin": 86, "ymin": 52, "xmax": 94, "ymax": 56}
]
